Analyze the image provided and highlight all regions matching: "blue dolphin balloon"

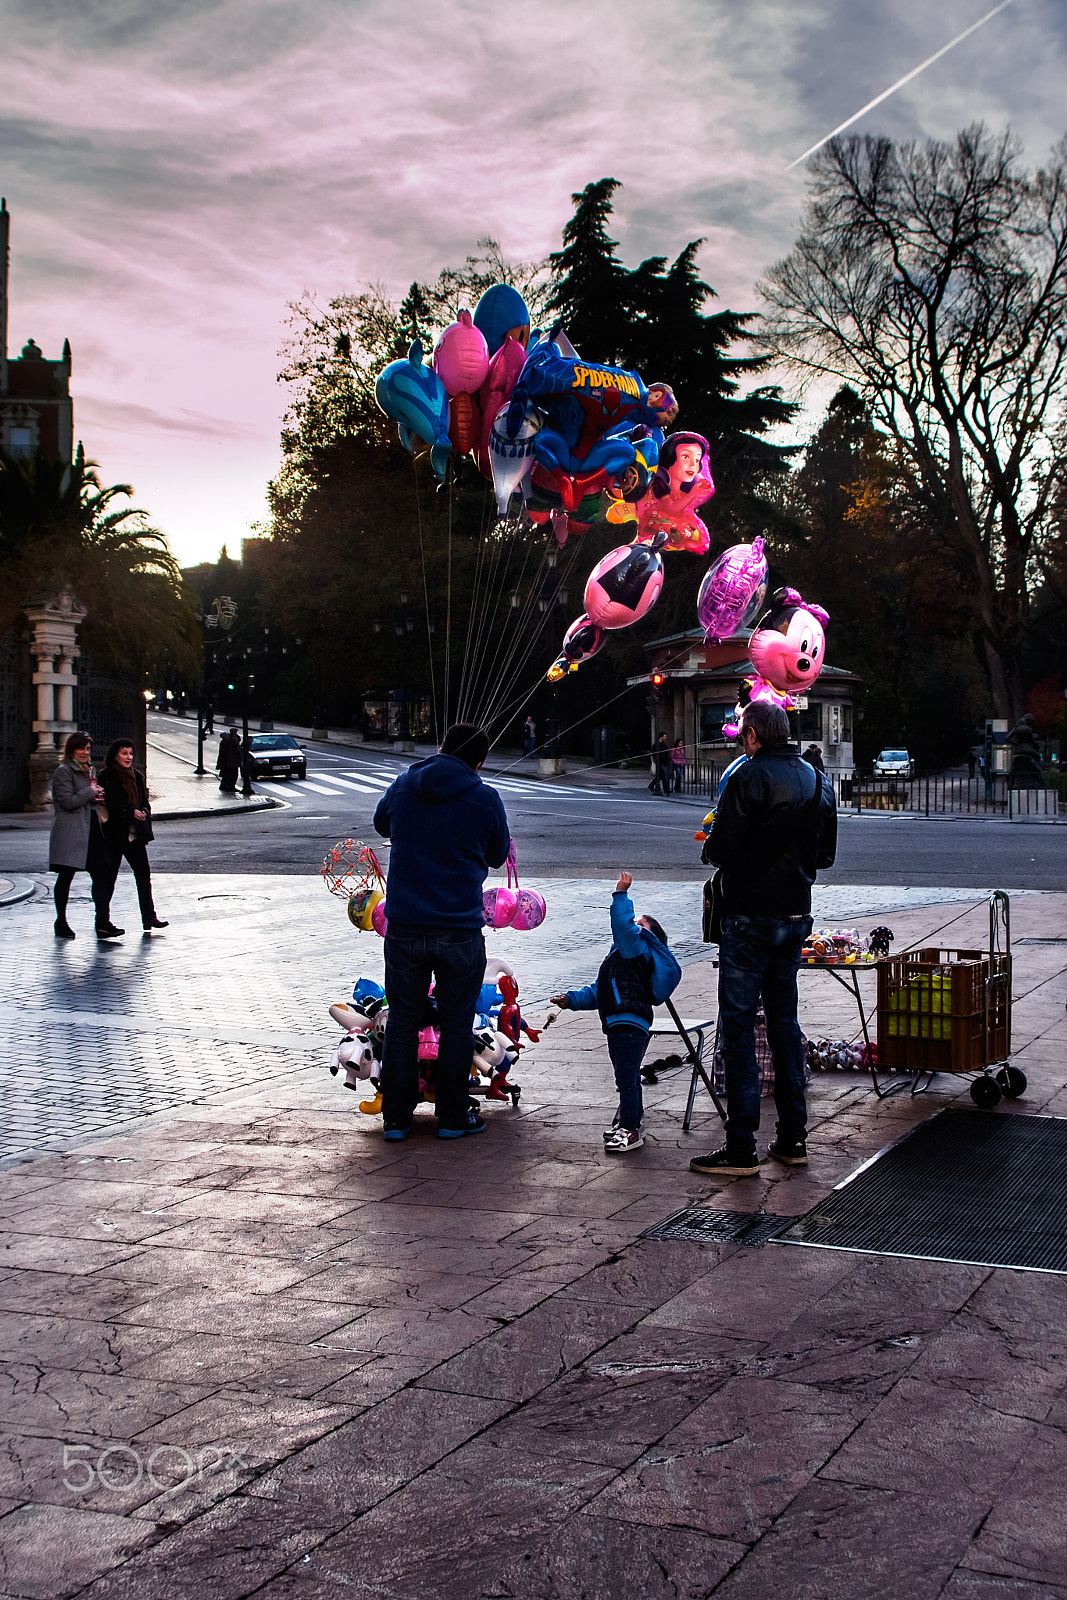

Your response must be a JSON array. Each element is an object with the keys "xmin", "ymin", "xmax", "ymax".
[{"xmin": 374, "ymin": 340, "xmax": 452, "ymax": 482}]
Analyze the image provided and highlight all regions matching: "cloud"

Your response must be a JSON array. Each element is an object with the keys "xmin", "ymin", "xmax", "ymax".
[{"xmin": 2, "ymin": 0, "xmax": 1065, "ymax": 564}]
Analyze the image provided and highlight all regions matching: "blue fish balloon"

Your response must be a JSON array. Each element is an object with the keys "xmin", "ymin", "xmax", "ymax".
[{"xmin": 374, "ymin": 340, "xmax": 452, "ymax": 482}]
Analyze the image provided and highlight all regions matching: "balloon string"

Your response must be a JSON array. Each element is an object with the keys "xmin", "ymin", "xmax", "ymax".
[
  {"xmin": 445, "ymin": 474, "xmax": 454, "ymax": 727},
  {"xmin": 479, "ymin": 525, "xmax": 586, "ymax": 724},
  {"xmin": 412, "ymin": 461, "xmax": 440, "ymax": 744},
  {"xmin": 455, "ymin": 482, "xmax": 494, "ymax": 725},
  {"xmin": 458, "ymin": 503, "xmax": 512, "ymax": 724},
  {"xmin": 466, "ymin": 524, "xmax": 555, "ymax": 727}
]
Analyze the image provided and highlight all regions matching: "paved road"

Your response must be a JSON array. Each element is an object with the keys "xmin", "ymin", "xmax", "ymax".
[{"xmin": 1, "ymin": 714, "xmax": 1062, "ymax": 888}]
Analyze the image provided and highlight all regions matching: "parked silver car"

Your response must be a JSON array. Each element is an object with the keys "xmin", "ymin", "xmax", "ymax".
[{"xmin": 873, "ymin": 748, "xmax": 914, "ymax": 779}]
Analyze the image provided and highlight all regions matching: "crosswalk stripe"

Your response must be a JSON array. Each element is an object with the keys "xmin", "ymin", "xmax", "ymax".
[
  {"xmin": 324, "ymin": 775, "xmax": 387, "ymax": 794},
  {"xmin": 283, "ymin": 779, "xmax": 347, "ymax": 796}
]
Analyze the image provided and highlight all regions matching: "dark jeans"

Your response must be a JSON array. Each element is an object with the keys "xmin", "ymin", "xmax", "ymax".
[
  {"xmin": 607, "ymin": 1025, "xmax": 647, "ymax": 1130},
  {"xmin": 381, "ymin": 926, "xmax": 486, "ymax": 1128},
  {"xmin": 718, "ymin": 912, "xmax": 813, "ymax": 1158},
  {"xmin": 104, "ymin": 838, "xmax": 157, "ymax": 927}
]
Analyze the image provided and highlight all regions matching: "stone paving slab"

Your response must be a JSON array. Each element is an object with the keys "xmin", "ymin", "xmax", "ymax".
[{"xmin": 0, "ymin": 890, "xmax": 1063, "ymax": 1594}]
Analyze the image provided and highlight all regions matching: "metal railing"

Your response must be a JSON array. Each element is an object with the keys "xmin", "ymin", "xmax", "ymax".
[{"xmin": 678, "ymin": 759, "xmax": 1062, "ymax": 818}]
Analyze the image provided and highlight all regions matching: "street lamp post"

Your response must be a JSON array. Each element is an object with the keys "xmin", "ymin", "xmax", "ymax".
[
  {"xmin": 195, "ymin": 595, "xmax": 237, "ymax": 776},
  {"xmin": 241, "ymin": 671, "xmax": 255, "ymax": 796}
]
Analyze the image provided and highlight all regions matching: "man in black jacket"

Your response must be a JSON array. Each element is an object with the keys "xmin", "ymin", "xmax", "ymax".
[{"xmin": 692, "ymin": 701, "xmax": 837, "ymax": 1177}]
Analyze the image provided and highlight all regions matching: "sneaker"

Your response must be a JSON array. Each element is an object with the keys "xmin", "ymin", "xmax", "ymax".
[
  {"xmin": 382, "ymin": 1120, "xmax": 412, "ymax": 1142},
  {"xmin": 604, "ymin": 1126, "xmax": 644, "ymax": 1154},
  {"xmin": 767, "ymin": 1137, "xmax": 808, "ymax": 1166},
  {"xmin": 438, "ymin": 1109, "xmax": 487, "ymax": 1139},
  {"xmin": 603, "ymin": 1113, "xmax": 644, "ymax": 1142},
  {"xmin": 689, "ymin": 1146, "xmax": 761, "ymax": 1177}
]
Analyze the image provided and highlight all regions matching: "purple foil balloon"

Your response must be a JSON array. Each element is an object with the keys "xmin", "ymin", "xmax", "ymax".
[{"xmin": 697, "ymin": 538, "xmax": 768, "ymax": 644}]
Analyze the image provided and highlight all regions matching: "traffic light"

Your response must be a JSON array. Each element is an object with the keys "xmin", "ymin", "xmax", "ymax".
[{"xmin": 650, "ymin": 672, "xmax": 665, "ymax": 687}]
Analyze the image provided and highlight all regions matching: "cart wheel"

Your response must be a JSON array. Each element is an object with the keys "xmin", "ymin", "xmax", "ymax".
[
  {"xmin": 995, "ymin": 1066, "xmax": 1027, "ymax": 1100},
  {"xmin": 970, "ymin": 1075, "xmax": 1002, "ymax": 1109}
]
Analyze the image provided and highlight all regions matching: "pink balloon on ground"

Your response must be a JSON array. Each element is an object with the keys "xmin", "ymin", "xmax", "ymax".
[
  {"xmin": 584, "ymin": 542, "xmax": 665, "ymax": 630},
  {"xmin": 433, "ymin": 310, "xmax": 490, "ymax": 397}
]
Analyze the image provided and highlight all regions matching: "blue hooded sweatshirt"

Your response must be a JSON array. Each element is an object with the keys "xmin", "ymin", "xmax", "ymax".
[
  {"xmin": 564, "ymin": 891, "xmax": 679, "ymax": 1034},
  {"xmin": 373, "ymin": 754, "xmax": 510, "ymax": 930}
]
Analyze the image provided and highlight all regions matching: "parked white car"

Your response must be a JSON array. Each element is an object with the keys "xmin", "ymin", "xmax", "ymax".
[{"xmin": 873, "ymin": 748, "xmax": 915, "ymax": 778}]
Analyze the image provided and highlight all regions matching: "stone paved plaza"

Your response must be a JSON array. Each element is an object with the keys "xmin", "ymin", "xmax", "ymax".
[{"xmin": 0, "ymin": 877, "xmax": 1065, "ymax": 1597}]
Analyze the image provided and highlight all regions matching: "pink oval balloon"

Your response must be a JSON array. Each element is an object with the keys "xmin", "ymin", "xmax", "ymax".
[
  {"xmin": 697, "ymin": 538, "xmax": 768, "ymax": 643},
  {"xmin": 510, "ymin": 889, "xmax": 547, "ymax": 931},
  {"xmin": 483, "ymin": 886, "xmax": 518, "ymax": 928},
  {"xmin": 584, "ymin": 543, "xmax": 664, "ymax": 630},
  {"xmin": 434, "ymin": 310, "xmax": 490, "ymax": 398},
  {"xmin": 371, "ymin": 899, "xmax": 388, "ymax": 938}
]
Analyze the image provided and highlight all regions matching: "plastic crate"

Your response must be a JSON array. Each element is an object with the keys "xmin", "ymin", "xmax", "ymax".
[{"xmin": 875, "ymin": 947, "xmax": 1011, "ymax": 1074}]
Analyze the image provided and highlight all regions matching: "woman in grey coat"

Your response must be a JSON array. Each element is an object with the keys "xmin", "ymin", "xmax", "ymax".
[{"xmin": 49, "ymin": 732, "xmax": 123, "ymax": 939}]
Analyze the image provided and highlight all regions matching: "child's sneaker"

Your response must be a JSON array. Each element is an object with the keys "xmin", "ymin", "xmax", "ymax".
[
  {"xmin": 603, "ymin": 1113, "xmax": 643, "ymax": 1142},
  {"xmin": 604, "ymin": 1126, "xmax": 644, "ymax": 1154}
]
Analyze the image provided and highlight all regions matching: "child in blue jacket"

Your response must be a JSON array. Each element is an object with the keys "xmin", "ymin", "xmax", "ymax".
[{"xmin": 551, "ymin": 871, "xmax": 680, "ymax": 1153}]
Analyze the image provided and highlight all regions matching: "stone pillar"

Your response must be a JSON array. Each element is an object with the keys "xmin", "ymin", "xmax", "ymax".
[{"xmin": 24, "ymin": 588, "xmax": 87, "ymax": 811}]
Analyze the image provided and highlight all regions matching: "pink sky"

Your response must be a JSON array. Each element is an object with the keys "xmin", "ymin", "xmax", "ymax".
[{"xmin": 3, "ymin": 0, "xmax": 1064, "ymax": 566}]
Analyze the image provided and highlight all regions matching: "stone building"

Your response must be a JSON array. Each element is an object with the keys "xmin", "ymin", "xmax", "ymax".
[
  {"xmin": 0, "ymin": 201, "xmax": 74, "ymax": 461},
  {"xmin": 636, "ymin": 627, "xmax": 861, "ymax": 771}
]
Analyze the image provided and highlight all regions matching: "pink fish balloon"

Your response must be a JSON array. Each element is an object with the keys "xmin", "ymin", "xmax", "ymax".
[
  {"xmin": 697, "ymin": 538, "xmax": 768, "ymax": 644},
  {"xmin": 433, "ymin": 310, "xmax": 490, "ymax": 398}
]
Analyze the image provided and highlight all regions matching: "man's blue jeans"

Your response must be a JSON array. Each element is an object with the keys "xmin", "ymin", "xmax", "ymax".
[
  {"xmin": 718, "ymin": 912, "xmax": 813, "ymax": 1158},
  {"xmin": 381, "ymin": 926, "xmax": 486, "ymax": 1129}
]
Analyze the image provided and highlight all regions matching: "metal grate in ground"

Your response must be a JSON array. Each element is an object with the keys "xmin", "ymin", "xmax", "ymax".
[
  {"xmin": 643, "ymin": 1208, "xmax": 798, "ymax": 1247},
  {"xmin": 775, "ymin": 1110, "xmax": 1067, "ymax": 1275}
]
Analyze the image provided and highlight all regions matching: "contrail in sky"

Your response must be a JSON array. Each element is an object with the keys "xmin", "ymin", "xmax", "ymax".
[{"xmin": 786, "ymin": 0, "xmax": 1018, "ymax": 170}]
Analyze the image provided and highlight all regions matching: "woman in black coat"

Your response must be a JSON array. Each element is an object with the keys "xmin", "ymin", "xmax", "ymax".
[{"xmin": 100, "ymin": 739, "xmax": 168, "ymax": 931}]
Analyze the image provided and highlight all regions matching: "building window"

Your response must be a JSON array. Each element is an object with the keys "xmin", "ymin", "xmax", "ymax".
[
  {"xmin": 699, "ymin": 703, "xmax": 732, "ymax": 743},
  {"xmin": 7, "ymin": 427, "xmax": 33, "ymax": 458},
  {"xmin": 842, "ymin": 703, "xmax": 853, "ymax": 742},
  {"xmin": 797, "ymin": 702, "xmax": 822, "ymax": 741}
]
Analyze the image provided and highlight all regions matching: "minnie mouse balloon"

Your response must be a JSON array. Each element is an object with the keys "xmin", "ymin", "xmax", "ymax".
[
  {"xmin": 749, "ymin": 587, "xmax": 829, "ymax": 694},
  {"xmin": 697, "ymin": 538, "xmax": 768, "ymax": 644},
  {"xmin": 583, "ymin": 534, "xmax": 666, "ymax": 630}
]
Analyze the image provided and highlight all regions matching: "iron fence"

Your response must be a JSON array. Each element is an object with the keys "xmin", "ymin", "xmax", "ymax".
[{"xmin": 678, "ymin": 757, "xmax": 1062, "ymax": 818}]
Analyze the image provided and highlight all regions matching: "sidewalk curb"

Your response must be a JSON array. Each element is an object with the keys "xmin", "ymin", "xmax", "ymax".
[
  {"xmin": 0, "ymin": 876, "xmax": 36, "ymax": 908},
  {"xmin": 153, "ymin": 797, "xmax": 280, "ymax": 822}
]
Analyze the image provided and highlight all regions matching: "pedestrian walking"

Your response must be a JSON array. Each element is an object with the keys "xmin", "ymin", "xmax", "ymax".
[
  {"xmin": 670, "ymin": 737, "xmax": 686, "ymax": 792},
  {"xmin": 373, "ymin": 723, "xmax": 510, "ymax": 1140},
  {"xmin": 967, "ymin": 750, "xmax": 976, "ymax": 779},
  {"xmin": 216, "ymin": 729, "xmax": 241, "ymax": 793},
  {"xmin": 523, "ymin": 715, "xmax": 537, "ymax": 758},
  {"xmin": 649, "ymin": 733, "xmax": 672, "ymax": 795},
  {"xmin": 99, "ymin": 740, "xmax": 168, "ymax": 932},
  {"xmin": 550, "ymin": 871, "xmax": 680, "ymax": 1154},
  {"xmin": 691, "ymin": 701, "xmax": 837, "ymax": 1177},
  {"xmin": 48, "ymin": 732, "xmax": 121, "ymax": 940},
  {"xmin": 203, "ymin": 699, "xmax": 215, "ymax": 735},
  {"xmin": 802, "ymin": 743, "xmax": 825, "ymax": 773}
]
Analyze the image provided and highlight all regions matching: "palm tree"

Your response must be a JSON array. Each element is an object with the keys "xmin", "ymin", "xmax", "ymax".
[{"xmin": 0, "ymin": 444, "xmax": 198, "ymax": 676}]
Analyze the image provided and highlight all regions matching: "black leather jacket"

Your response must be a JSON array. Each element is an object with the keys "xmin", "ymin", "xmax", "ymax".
[{"xmin": 703, "ymin": 748, "xmax": 837, "ymax": 917}]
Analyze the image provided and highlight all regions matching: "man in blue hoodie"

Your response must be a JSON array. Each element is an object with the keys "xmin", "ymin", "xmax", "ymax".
[{"xmin": 373, "ymin": 723, "xmax": 510, "ymax": 1140}]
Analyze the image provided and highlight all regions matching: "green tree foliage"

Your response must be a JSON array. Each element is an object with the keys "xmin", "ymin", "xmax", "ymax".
[
  {"xmin": 758, "ymin": 125, "xmax": 1067, "ymax": 722},
  {"xmin": 0, "ymin": 444, "xmax": 198, "ymax": 679}
]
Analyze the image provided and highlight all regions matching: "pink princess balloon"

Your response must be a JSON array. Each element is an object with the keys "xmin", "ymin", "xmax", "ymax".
[
  {"xmin": 483, "ymin": 885, "xmax": 518, "ymax": 929},
  {"xmin": 697, "ymin": 538, "xmax": 768, "ymax": 644},
  {"xmin": 583, "ymin": 535, "xmax": 666, "ymax": 630},
  {"xmin": 630, "ymin": 432, "xmax": 715, "ymax": 554}
]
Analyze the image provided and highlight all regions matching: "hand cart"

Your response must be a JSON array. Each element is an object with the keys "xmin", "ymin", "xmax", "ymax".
[{"xmin": 873, "ymin": 890, "xmax": 1020, "ymax": 1106}]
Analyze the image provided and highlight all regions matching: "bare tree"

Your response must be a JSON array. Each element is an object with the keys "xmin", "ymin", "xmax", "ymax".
[{"xmin": 758, "ymin": 125, "xmax": 1067, "ymax": 720}]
